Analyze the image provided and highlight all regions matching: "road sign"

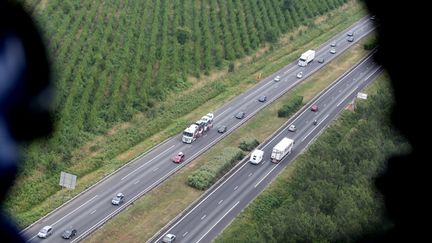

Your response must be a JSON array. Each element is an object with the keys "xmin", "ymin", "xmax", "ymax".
[
  {"xmin": 357, "ymin": 92, "xmax": 368, "ymax": 99},
  {"xmin": 59, "ymin": 171, "xmax": 77, "ymax": 189}
]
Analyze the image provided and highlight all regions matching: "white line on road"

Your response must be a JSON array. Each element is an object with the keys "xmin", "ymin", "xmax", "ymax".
[
  {"xmin": 301, "ymin": 114, "xmax": 330, "ymax": 142},
  {"xmin": 254, "ymin": 163, "xmax": 281, "ymax": 188},
  {"xmin": 195, "ymin": 201, "xmax": 240, "ymax": 243},
  {"xmin": 215, "ymin": 107, "xmax": 232, "ymax": 119},
  {"xmin": 242, "ymin": 81, "xmax": 272, "ymax": 101},
  {"xmin": 248, "ymin": 173, "xmax": 253, "ymax": 177},
  {"xmin": 218, "ymin": 200, "xmax": 223, "ymax": 205},
  {"xmin": 201, "ymin": 215, "xmax": 207, "ymax": 220},
  {"xmin": 52, "ymin": 195, "xmax": 98, "ymax": 226},
  {"xmin": 134, "ymin": 180, "xmax": 140, "ymax": 185},
  {"xmin": 121, "ymin": 144, "xmax": 175, "ymax": 181},
  {"xmin": 153, "ymin": 167, "xmax": 159, "ymax": 172},
  {"xmin": 234, "ymin": 186, "xmax": 238, "ymax": 191},
  {"xmin": 90, "ymin": 210, "xmax": 96, "ymax": 215},
  {"xmin": 337, "ymin": 86, "xmax": 358, "ymax": 107},
  {"xmin": 183, "ymin": 232, "xmax": 189, "ymax": 237}
]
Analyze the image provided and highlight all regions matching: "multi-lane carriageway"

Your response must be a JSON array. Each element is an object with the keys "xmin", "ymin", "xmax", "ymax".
[
  {"xmin": 153, "ymin": 53, "xmax": 382, "ymax": 243},
  {"xmin": 21, "ymin": 16, "xmax": 376, "ymax": 242}
]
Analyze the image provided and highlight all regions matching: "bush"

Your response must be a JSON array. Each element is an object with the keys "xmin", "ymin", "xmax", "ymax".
[
  {"xmin": 187, "ymin": 147, "xmax": 244, "ymax": 190},
  {"xmin": 239, "ymin": 137, "xmax": 260, "ymax": 152},
  {"xmin": 278, "ymin": 95, "xmax": 303, "ymax": 117}
]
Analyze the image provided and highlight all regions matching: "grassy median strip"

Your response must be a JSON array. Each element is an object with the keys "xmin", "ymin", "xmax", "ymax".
[{"xmin": 85, "ymin": 32, "xmax": 373, "ymax": 243}]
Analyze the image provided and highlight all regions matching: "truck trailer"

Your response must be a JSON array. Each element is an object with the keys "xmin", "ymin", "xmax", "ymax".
[{"xmin": 271, "ymin": 137, "xmax": 294, "ymax": 163}]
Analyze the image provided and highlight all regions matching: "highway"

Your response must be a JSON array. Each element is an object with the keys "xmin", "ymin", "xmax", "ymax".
[
  {"xmin": 20, "ymin": 16, "xmax": 376, "ymax": 243},
  {"xmin": 153, "ymin": 53, "xmax": 383, "ymax": 243}
]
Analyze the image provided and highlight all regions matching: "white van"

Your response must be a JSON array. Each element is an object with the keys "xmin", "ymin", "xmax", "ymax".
[{"xmin": 249, "ymin": 149, "xmax": 264, "ymax": 165}]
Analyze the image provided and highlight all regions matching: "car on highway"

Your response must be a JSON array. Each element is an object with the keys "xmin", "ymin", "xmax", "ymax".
[
  {"xmin": 172, "ymin": 152, "xmax": 185, "ymax": 163},
  {"xmin": 111, "ymin": 193, "xmax": 124, "ymax": 205},
  {"xmin": 235, "ymin": 111, "xmax": 245, "ymax": 119},
  {"xmin": 296, "ymin": 71, "xmax": 303, "ymax": 79},
  {"xmin": 288, "ymin": 124, "xmax": 297, "ymax": 132},
  {"xmin": 330, "ymin": 48, "xmax": 336, "ymax": 54},
  {"xmin": 258, "ymin": 95, "xmax": 267, "ymax": 102},
  {"xmin": 311, "ymin": 104, "xmax": 318, "ymax": 112},
  {"xmin": 62, "ymin": 228, "xmax": 77, "ymax": 240},
  {"xmin": 317, "ymin": 57, "xmax": 324, "ymax": 63},
  {"xmin": 347, "ymin": 31, "xmax": 354, "ymax": 36},
  {"xmin": 347, "ymin": 36, "xmax": 354, "ymax": 42},
  {"xmin": 217, "ymin": 125, "xmax": 227, "ymax": 133},
  {"xmin": 37, "ymin": 225, "xmax": 53, "ymax": 238},
  {"xmin": 330, "ymin": 42, "xmax": 337, "ymax": 47},
  {"xmin": 273, "ymin": 75, "xmax": 281, "ymax": 82},
  {"xmin": 162, "ymin": 233, "xmax": 176, "ymax": 242}
]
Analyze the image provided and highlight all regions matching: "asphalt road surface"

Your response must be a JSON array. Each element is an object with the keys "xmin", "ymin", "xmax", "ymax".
[
  {"xmin": 153, "ymin": 53, "xmax": 382, "ymax": 243},
  {"xmin": 20, "ymin": 16, "xmax": 376, "ymax": 243}
]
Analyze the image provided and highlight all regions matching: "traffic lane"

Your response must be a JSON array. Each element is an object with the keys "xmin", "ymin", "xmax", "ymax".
[
  {"xmin": 177, "ymin": 164, "xmax": 263, "ymax": 242},
  {"xmin": 290, "ymin": 61, "xmax": 376, "ymax": 140}
]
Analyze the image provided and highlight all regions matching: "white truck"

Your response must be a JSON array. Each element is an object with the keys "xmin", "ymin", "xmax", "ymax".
[
  {"xmin": 298, "ymin": 50, "xmax": 315, "ymax": 67},
  {"xmin": 249, "ymin": 149, "xmax": 264, "ymax": 165},
  {"xmin": 182, "ymin": 113, "xmax": 214, "ymax": 143},
  {"xmin": 271, "ymin": 137, "xmax": 294, "ymax": 163}
]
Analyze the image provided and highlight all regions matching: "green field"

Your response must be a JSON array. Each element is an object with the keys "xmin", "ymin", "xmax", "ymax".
[{"xmin": 10, "ymin": 0, "xmax": 360, "ymax": 227}]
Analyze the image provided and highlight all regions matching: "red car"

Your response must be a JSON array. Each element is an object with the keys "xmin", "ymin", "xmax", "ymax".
[
  {"xmin": 311, "ymin": 104, "xmax": 318, "ymax": 112},
  {"xmin": 172, "ymin": 152, "xmax": 185, "ymax": 163}
]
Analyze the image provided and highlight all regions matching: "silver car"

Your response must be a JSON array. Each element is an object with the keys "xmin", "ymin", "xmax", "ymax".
[
  {"xmin": 162, "ymin": 233, "xmax": 176, "ymax": 242},
  {"xmin": 37, "ymin": 225, "xmax": 53, "ymax": 238},
  {"xmin": 111, "ymin": 193, "xmax": 124, "ymax": 205}
]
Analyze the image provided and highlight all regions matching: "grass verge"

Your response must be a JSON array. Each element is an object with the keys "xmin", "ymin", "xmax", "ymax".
[{"xmin": 84, "ymin": 26, "xmax": 374, "ymax": 243}]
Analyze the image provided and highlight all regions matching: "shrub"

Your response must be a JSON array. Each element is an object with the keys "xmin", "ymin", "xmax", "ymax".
[
  {"xmin": 278, "ymin": 96, "xmax": 303, "ymax": 117},
  {"xmin": 187, "ymin": 147, "xmax": 244, "ymax": 190},
  {"xmin": 239, "ymin": 137, "xmax": 260, "ymax": 152}
]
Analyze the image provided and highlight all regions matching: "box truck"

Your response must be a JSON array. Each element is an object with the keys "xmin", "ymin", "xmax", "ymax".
[
  {"xmin": 271, "ymin": 137, "xmax": 294, "ymax": 163},
  {"xmin": 298, "ymin": 50, "xmax": 315, "ymax": 66}
]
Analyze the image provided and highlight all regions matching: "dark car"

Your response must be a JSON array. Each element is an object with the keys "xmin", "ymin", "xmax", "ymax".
[
  {"xmin": 235, "ymin": 111, "xmax": 245, "ymax": 119},
  {"xmin": 111, "ymin": 192, "xmax": 124, "ymax": 205},
  {"xmin": 347, "ymin": 31, "xmax": 354, "ymax": 36},
  {"xmin": 172, "ymin": 152, "xmax": 185, "ymax": 163},
  {"xmin": 311, "ymin": 104, "xmax": 318, "ymax": 112},
  {"xmin": 347, "ymin": 36, "xmax": 354, "ymax": 42},
  {"xmin": 317, "ymin": 57, "xmax": 324, "ymax": 63},
  {"xmin": 62, "ymin": 229, "xmax": 77, "ymax": 239},
  {"xmin": 258, "ymin": 96, "xmax": 267, "ymax": 102},
  {"xmin": 217, "ymin": 125, "xmax": 227, "ymax": 133}
]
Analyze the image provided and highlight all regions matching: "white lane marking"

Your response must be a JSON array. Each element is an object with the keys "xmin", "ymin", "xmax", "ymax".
[
  {"xmin": 183, "ymin": 232, "xmax": 189, "ymax": 237},
  {"xmin": 215, "ymin": 107, "xmax": 232, "ymax": 119},
  {"xmin": 134, "ymin": 180, "xmax": 140, "ymax": 185},
  {"xmin": 234, "ymin": 186, "xmax": 238, "ymax": 191},
  {"xmin": 201, "ymin": 215, "xmax": 207, "ymax": 220},
  {"xmin": 337, "ymin": 86, "xmax": 359, "ymax": 107},
  {"xmin": 218, "ymin": 200, "xmax": 223, "ymax": 205},
  {"xmin": 27, "ymin": 195, "xmax": 98, "ymax": 241},
  {"xmin": 242, "ymin": 81, "xmax": 272, "ymax": 101},
  {"xmin": 121, "ymin": 144, "xmax": 175, "ymax": 181},
  {"xmin": 156, "ymin": 161, "xmax": 250, "ymax": 242},
  {"xmin": 153, "ymin": 167, "xmax": 159, "ymax": 172},
  {"xmin": 262, "ymin": 56, "xmax": 373, "ymax": 150},
  {"xmin": 90, "ymin": 210, "xmax": 96, "ymax": 215},
  {"xmin": 301, "ymin": 114, "xmax": 330, "ymax": 142},
  {"xmin": 195, "ymin": 201, "xmax": 240, "ymax": 243},
  {"xmin": 254, "ymin": 163, "xmax": 281, "ymax": 188},
  {"xmin": 248, "ymin": 173, "xmax": 253, "ymax": 177}
]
